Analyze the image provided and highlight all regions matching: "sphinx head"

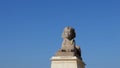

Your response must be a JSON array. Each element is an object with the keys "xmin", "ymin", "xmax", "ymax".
[{"xmin": 62, "ymin": 27, "xmax": 76, "ymax": 40}]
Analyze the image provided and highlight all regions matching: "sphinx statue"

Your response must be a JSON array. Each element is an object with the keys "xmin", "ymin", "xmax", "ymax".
[{"xmin": 55, "ymin": 26, "xmax": 82, "ymax": 60}]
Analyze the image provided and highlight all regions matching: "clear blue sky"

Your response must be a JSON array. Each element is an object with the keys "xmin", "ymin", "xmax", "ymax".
[{"xmin": 0, "ymin": 0, "xmax": 120, "ymax": 68}]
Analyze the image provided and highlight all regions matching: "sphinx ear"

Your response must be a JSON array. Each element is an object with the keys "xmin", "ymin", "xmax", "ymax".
[
  {"xmin": 74, "ymin": 32, "xmax": 76, "ymax": 38},
  {"xmin": 72, "ymin": 30, "xmax": 76, "ymax": 39}
]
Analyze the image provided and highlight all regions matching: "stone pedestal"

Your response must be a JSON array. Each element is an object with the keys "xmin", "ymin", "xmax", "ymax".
[{"xmin": 51, "ymin": 56, "xmax": 85, "ymax": 68}]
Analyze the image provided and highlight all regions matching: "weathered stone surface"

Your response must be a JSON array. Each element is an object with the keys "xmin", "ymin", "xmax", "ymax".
[{"xmin": 55, "ymin": 51, "xmax": 75, "ymax": 56}]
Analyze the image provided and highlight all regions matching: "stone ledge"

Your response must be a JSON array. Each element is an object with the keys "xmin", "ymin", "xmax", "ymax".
[{"xmin": 51, "ymin": 56, "xmax": 83, "ymax": 62}]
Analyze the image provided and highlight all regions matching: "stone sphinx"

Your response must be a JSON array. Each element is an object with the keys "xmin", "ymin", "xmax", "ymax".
[{"xmin": 55, "ymin": 27, "xmax": 82, "ymax": 60}]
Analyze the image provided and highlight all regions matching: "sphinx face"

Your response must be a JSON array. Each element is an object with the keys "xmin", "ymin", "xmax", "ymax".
[{"xmin": 64, "ymin": 28, "xmax": 72, "ymax": 39}]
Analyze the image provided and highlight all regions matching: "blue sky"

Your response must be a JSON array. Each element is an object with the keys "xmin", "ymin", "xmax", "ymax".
[{"xmin": 0, "ymin": 0, "xmax": 120, "ymax": 68}]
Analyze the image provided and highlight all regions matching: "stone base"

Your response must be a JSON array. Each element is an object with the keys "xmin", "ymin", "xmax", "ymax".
[
  {"xmin": 51, "ymin": 56, "xmax": 85, "ymax": 68},
  {"xmin": 55, "ymin": 51, "xmax": 75, "ymax": 56}
]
